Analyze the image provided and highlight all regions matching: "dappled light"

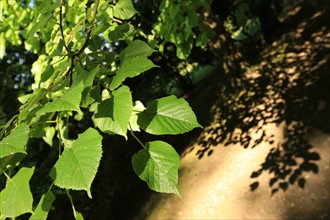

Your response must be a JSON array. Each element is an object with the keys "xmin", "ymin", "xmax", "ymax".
[
  {"xmin": 137, "ymin": 1, "xmax": 330, "ymax": 219},
  {"xmin": 185, "ymin": 3, "xmax": 330, "ymax": 194}
]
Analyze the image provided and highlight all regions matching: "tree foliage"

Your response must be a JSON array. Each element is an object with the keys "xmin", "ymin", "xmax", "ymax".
[
  {"xmin": 0, "ymin": 0, "xmax": 205, "ymax": 218},
  {"xmin": 0, "ymin": 0, "xmax": 311, "ymax": 218}
]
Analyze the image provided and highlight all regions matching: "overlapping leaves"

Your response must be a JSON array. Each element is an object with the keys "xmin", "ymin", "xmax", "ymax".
[
  {"xmin": 37, "ymin": 82, "xmax": 84, "ymax": 115},
  {"xmin": 110, "ymin": 40, "xmax": 156, "ymax": 90},
  {"xmin": 0, "ymin": 0, "xmax": 204, "ymax": 219},
  {"xmin": 93, "ymin": 86, "xmax": 133, "ymax": 138}
]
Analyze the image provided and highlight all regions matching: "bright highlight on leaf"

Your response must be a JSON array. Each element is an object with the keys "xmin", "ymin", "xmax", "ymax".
[
  {"xmin": 132, "ymin": 141, "xmax": 180, "ymax": 195},
  {"xmin": 137, "ymin": 95, "xmax": 202, "ymax": 135},
  {"xmin": 0, "ymin": 167, "xmax": 35, "ymax": 218},
  {"xmin": 37, "ymin": 82, "xmax": 84, "ymax": 115},
  {"xmin": 129, "ymin": 101, "xmax": 146, "ymax": 132},
  {"xmin": 93, "ymin": 86, "xmax": 133, "ymax": 138},
  {"xmin": 113, "ymin": 0, "xmax": 137, "ymax": 20},
  {"xmin": 50, "ymin": 128, "xmax": 102, "ymax": 198},
  {"xmin": 0, "ymin": 123, "xmax": 29, "ymax": 158}
]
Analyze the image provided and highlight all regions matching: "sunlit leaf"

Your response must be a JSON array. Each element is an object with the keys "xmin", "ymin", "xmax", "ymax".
[
  {"xmin": 75, "ymin": 211, "xmax": 84, "ymax": 220},
  {"xmin": 0, "ymin": 167, "xmax": 34, "ymax": 218},
  {"xmin": 128, "ymin": 101, "xmax": 146, "ymax": 132},
  {"xmin": 93, "ymin": 86, "xmax": 133, "ymax": 138},
  {"xmin": 72, "ymin": 65, "xmax": 99, "ymax": 87},
  {"xmin": 108, "ymin": 23, "xmax": 135, "ymax": 41},
  {"xmin": 132, "ymin": 141, "xmax": 180, "ymax": 195},
  {"xmin": 37, "ymin": 82, "xmax": 84, "ymax": 115},
  {"xmin": 19, "ymin": 88, "xmax": 48, "ymax": 123},
  {"xmin": 120, "ymin": 40, "xmax": 155, "ymax": 61},
  {"xmin": 50, "ymin": 128, "xmax": 102, "ymax": 198},
  {"xmin": 138, "ymin": 95, "xmax": 202, "ymax": 135},
  {"xmin": 0, "ymin": 123, "xmax": 29, "ymax": 158},
  {"xmin": 42, "ymin": 126, "xmax": 56, "ymax": 147},
  {"xmin": 110, "ymin": 56, "xmax": 157, "ymax": 90},
  {"xmin": 113, "ymin": 0, "xmax": 137, "ymax": 20}
]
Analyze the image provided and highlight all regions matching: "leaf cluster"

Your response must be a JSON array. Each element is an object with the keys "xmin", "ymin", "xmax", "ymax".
[{"xmin": 0, "ymin": 0, "xmax": 202, "ymax": 219}]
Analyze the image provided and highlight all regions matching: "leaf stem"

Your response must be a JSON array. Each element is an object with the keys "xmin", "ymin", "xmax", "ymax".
[
  {"xmin": 66, "ymin": 189, "xmax": 78, "ymax": 219},
  {"xmin": 129, "ymin": 124, "xmax": 145, "ymax": 149},
  {"xmin": 2, "ymin": 171, "xmax": 10, "ymax": 180},
  {"xmin": 34, "ymin": 120, "xmax": 57, "ymax": 124},
  {"xmin": 47, "ymin": 182, "xmax": 54, "ymax": 192}
]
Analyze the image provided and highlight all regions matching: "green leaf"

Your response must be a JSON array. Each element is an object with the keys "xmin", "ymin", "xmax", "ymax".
[
  {"xmin": 19, "ymin": 88, "xmax": 48, "ymax": 123},
  {"xmin": 30, "ymin": 113, "xmax": 54, "ymax": 138},
  {"xmin": 29, "ymin": 191, "xmax": 55, "ymax": 220},
  {"xmin": 137, "ymin": 95, "xmax": 202, "ymax": 135},
  {"xmin": 40, "ymin": 63, "xmax": 54, "ymax": 83},
  {"xmin": 110, "ymin": 56, "xmax": 157, "ymax": 90},
  {"xmin": 0, "ymin": 123, "xmax": 29, "ymax": 158},
  {"xmin": 93, "ymin": 86, "xmax": 133, "ymax": 138},
  {"xmin": 234, "ymin": 3, "xmax": 249, "ymax": 27},
  {"xmin": 72, "ymin": 64, "xmax": 98, "ymax": 88},
  {"xmin": 75, "ymin": 211, "xmax": 84, "ymax": 220},
  {"xmin": 27, "ymin": 12, "xmax": 52, "ymax": 38},
  {"xmin": 0, "ymin": 153, "xmax": 26, "ymax": 173},
  {"xmin": 132, "ymin": 141, "xmax": 180, "ymax": 195},
  {"xmin": 50, "ymin": 128, "xmax": 102, "ymax": 198},
  {"xmin": 18, "ymin": 88, "xmax": 48, "ymax": 122},
  {"xmin": 81, "ymin": 85, "xmax": 101, "ymax": 108},
  {"xmin": 128, "ymin": 101, "xmax": 146, "ymax": 132},
  {"xmin": 113, "ymin": 0, "xmax": 137, "ymax": 20},
  {"xmin": 0, "ymin": 167, "xmax": 35, "ymax": 218},
  {"xmin": 27, "ymin": 0, "xmax": 60, "ymax": 38},
  {"xmin": 42, "ymin": 126, "xmax": 56, "ymax": 147},
  {"xmin": 108, "ymin": 23, "xmax": 135, "ymax": 41},
  {"xmin": 37, "ymin": 82, "xmax": 84, "ymax": 115},
  {"xmin": 120, "ymin": 40, "xmax": 155, "ymax": 61}
]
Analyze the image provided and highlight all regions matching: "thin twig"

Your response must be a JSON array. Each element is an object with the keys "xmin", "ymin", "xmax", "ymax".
[
  {"xmin": 66, "ymin": 189, "xmax": 79, "ymax": 219},
  {"xmin": 60, "ymin": 0, "xmax": 70, "ymax": 54}
]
